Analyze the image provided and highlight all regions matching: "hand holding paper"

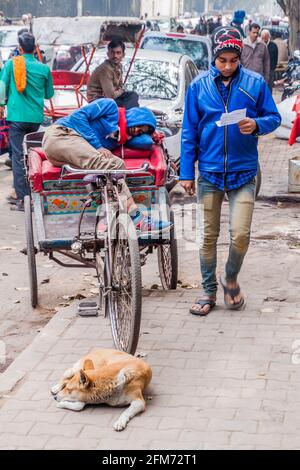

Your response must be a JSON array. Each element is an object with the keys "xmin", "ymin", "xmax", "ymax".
[{"xmin": 238, "ymin": 118, "xmax": 258, "ymax": 135}]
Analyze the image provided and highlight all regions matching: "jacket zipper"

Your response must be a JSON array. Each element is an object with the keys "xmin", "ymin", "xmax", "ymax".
[
  {"xmin": 215, "ymin": 79, "xmax": 233, "ymax": 175},
  {"xmin": 239, "ymin": 86, "xmax": 265, "ymax": 135},
  {"xmin": 238, "ymin": 87, "xmax": 256, "ymax": 102},
  {"xmin": 214, "ymin": 81, "xmax": 226, "ymax": 176},
  {"xmin": 224, "ymin": 82, "xmax": 233, "ymax": 174}
]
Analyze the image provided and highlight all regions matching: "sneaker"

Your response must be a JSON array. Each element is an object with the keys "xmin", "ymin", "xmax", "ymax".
[{"xmin": 134, "ymin": 214, "xmax": 172, "ymax": 234}]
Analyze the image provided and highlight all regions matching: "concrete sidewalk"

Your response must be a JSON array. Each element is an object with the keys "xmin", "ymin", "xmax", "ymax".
[
  {"xmin": 0, "ymin": 136, "xmax": 300, "ymax": 449},
  {"xmin": 258, "ymin": 134, "xmax": 300, "ymax": 201}
]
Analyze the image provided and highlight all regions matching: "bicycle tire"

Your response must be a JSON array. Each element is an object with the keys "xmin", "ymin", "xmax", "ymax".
[
  {"xmin": 106, "ymin": 213, "xmax": 142, "ymax": 355},
  {"xmin": 24, "ymin": 195, "xmax": 38, "ymax": 308},
  {"xmin": 157, "ymin": 193, "xmax": 178, "ymax": 290},
  {"xmin": 256, "ymin": 163, "xmax": 262, "ymax": 198}
]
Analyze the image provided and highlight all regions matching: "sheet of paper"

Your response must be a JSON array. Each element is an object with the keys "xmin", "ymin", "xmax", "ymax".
[{"xmin": 216, "ymin": 108, "xmax": 247, "ymax": 127}]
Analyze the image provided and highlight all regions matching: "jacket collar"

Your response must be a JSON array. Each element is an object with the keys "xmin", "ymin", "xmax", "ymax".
[
  {"xmin": 210, "ymin": 63, "xmax": 242, "ymax": 80},
  {"xmin": 22, "ymin": 53, "xmax": 35, "ymax": 60}
]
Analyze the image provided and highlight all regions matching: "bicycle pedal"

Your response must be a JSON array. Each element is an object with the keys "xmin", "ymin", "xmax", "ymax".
[{"xmin": 77, "ymin": 301, "xmax": 99, "ymax": 317}]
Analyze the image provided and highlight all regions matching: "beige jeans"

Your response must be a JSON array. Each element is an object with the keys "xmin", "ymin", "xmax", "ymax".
[
  {"xmin": 197, "ymin": 176, "xmax": 256, "ymax": 296},
  {"xmin": 42, "ymin": 124, "xmax": 131, "ymax": 201}
]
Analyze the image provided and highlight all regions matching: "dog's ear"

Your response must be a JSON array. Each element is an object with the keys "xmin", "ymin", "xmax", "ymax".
[
  {"xmin": 79, "ymin": 369, "xmax": 90, "ymax": 388},
  {"xmin": 83, "ymin": 359, "xmax": 95, "ymax": 371}
]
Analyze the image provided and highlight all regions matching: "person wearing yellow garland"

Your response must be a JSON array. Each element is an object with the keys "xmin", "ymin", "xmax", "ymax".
[{"xmin": 0, "ymin": 32, "xmax": 54, "ymax": 211}]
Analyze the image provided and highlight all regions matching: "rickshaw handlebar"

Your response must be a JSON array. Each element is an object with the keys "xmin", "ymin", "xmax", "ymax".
[{"xmin": 61, "ymin": 162, "xmax": 150, "ymax": 177}]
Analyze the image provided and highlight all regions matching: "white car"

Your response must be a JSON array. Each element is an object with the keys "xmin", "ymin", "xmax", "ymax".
[
  {"xmin": 140, "ymin": 31, "xmax": 212, "ymax": 71},
  {"xmin": 0, "ymin": 25, "xmax": 24, "ymax": 63},
  {"xmin": 275, "ymin": 95, "xmax": 300, "ymax": 142},
  {"xmin": 0, "ymin": 24, "xmax": 53, "ymax": 65},
  {"xmin": 49, "ymin": 49, "xmax": 200, "ymax": 164}
]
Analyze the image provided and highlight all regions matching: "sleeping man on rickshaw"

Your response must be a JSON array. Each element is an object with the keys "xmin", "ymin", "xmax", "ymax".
[{"xmin": 43, "ymin": 97, "xmax": 171, "ymax": 234}]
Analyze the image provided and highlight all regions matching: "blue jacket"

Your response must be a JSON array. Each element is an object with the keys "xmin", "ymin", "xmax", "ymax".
[
  {"xmin": 56, "ymin": 98, "xmax": 156, "ymax": 150},
  {"xmin": 180, "ymin": 65, "xmax": 281, "ymax": 180}
]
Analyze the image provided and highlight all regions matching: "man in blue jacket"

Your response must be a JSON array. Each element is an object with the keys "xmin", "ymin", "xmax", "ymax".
[
  {"xmin": 43, "ymin": 98, "xmax": 170, "ymax": 234},
  {"xmin": 180, "ymin": 26, "xmax": 281, "ymax": 315}
]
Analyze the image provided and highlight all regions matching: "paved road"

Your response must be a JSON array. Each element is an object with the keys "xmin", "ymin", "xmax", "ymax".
[{"xmin": 0, "ymin": 135, "xmax": 300, "ymax": 449}]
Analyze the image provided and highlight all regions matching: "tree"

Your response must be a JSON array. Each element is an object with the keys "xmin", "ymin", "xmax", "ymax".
[{"xmin": 276, "ymin": 0, "xmax": 300, "ymax": 53}]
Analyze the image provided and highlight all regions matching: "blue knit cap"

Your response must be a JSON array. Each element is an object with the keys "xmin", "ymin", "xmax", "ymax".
[{"xmin": 232, "ymin": 10, "xmax": 246, "ymax": 25}]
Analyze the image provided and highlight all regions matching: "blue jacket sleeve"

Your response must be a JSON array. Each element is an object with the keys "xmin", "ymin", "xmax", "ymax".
[
  {"xmin": 255, "ymin": 79, "xmax": 281, "ymax": 135},
  {"xmin": 68, "ymin": 99, "xmax": 118, "ymax": 149},
  {"xmin": 180, "ymin": 83, "xmax": 201, "ymax": 180}
]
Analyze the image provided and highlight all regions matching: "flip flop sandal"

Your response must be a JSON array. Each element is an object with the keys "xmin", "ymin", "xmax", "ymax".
[
  {"xmin": 190, "ymin": 299, "xmax": 216, "ymax": 316},
  {"xmin": 220, "ymin": 276, "xmax": 245, "ymax": 310},
  {"xmin": 10, "ymin": 200, "xmax": 25, "ymax": 212}
]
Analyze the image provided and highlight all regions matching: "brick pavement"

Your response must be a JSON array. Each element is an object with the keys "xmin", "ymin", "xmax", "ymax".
[
  {"xmin": 0, "ymin": 136, "xmax": 300, "ymax": 450},
  {"xmin": 258, "ymin": 134, "xmax": 300, "ymax": 199}
]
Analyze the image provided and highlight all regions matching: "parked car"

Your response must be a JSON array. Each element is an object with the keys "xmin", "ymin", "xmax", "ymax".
[
  {"xmin": 0, "ymin": 24, "xmax": 53, "ymax": 65},
  {"xmin": 47, "ymin": 48, "xmax": 199, "ymax": 164},
  {"xmin": 275, "ymin": 95, "xmax": 300, "ymax": 142},
  {"xmin": 0, "ymin": 25, "xmax": 25, "ymax": 63},
  {"xmin": 140, "ymin": 31, "xmax": 212, "ymax": 70}
]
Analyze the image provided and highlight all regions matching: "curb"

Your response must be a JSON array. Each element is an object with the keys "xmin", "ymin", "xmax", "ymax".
[{"xmin": 0, "ymin": 301, "xmax": 77, "ymax": 396}]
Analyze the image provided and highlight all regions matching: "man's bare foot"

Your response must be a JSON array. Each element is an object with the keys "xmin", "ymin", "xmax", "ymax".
[
  {"xmin": 190, "ymin": 296, "xmax": 216, "ymax": 316},
  {"xmin": 224, "ymin": 280, "xmax": 243, "ymax": 306}
]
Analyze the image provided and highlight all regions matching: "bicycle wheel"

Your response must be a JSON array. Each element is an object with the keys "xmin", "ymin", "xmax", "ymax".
[
  {"xmin": 157, "ymin": 194, "xmax": 178, "ymax": 290},
  {"xmin": 106, "ymin": 213, "xmax": 142, "ymax": 355},
  {"xmin": 24, "ymin": 195, "xmax": 38, "ymax": 308},
  {"xmin": 256, "ymin": 163, "xmax": 262, "ymax": 198}
]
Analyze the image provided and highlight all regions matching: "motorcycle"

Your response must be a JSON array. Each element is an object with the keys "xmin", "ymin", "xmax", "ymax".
[{"xmin": 274, "ymin": 50, "xmax": 300, "ymax": 101}]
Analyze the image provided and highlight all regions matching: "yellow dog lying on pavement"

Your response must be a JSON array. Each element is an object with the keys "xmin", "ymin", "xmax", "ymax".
[{"xmin": 51, "ymin": 348, "xmax": 152, "ymax": 431}]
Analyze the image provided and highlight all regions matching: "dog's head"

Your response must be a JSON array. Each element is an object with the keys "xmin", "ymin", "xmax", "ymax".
[{"xmin": 55, "ymin": 359, "xmax": 95, "ymax": 403}]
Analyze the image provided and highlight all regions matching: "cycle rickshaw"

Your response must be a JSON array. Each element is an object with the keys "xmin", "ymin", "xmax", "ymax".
[{"xmin": 24, "ymin": 18, "xmax": 178, "ymax": 355}]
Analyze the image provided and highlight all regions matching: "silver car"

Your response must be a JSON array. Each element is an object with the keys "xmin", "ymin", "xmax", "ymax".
[
  {"xmin": 140, "ymin": 31, "xmax": 212, "ymax": 71},
  {"xmin": 50, "ymin": 48, "xmax": 199, "ymax": 163},
  {"xmin": 0, "ymin": 25, "xmax": 25, "ymax": 63}
]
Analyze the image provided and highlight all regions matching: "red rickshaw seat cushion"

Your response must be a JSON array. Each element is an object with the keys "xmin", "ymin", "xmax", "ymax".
[{"xmin": 28, "ymin": 145, "xmax": 166, "ymax": 192}]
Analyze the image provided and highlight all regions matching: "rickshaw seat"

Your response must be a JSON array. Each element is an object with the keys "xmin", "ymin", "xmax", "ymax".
[
  {"xmin": 51, "ymin": 71, "xmax": 90, "ymax": 87},
  {"xmin": 28, "ymin": 144, "xmax": 166, "ymax": 192}
]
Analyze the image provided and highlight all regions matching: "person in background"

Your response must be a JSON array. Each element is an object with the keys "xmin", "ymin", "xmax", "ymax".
[
  {"xmin": 261, "ymin": 29, "xmax": 278, "ymax": 91},
  {"xmin": 230, "ymin": 10, "xmax": 246, "ymax": 38},
  {"xmin": 42, "ymin": 98, "xmax": 171, "ymax": 235},
  {"xmin": 10, "ymin": 28, "xmax": 47, "ymax": 63},
  {"xmin": 273, "ymin": 31, "xmax": 289, "ymax": 65},
  {"xmin": 241, "ymin": 23, "xmax": 270, "ymax": 83},
  {"xmin": 0, "ymin": 10, "xmax": 11, "ymax": 25},
  {"xmin": 146, "ymin": 20, "xmax": 153, "ymax": 31},
  {"xmin": 176, "ymin": 24, "xmax": 184, "ymax": 33},
  {"xmin": 87, "ymin": 40, "xmax": 139, "ymax": 110},
  {"xmin": 0, "ymin": 33, "xmax": 54, "ymax": 211}
]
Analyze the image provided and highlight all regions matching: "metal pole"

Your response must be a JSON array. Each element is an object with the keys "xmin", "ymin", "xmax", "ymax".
[{"xmin": 77, "ymin": 0, "xmax": 83, "ymax": 16}]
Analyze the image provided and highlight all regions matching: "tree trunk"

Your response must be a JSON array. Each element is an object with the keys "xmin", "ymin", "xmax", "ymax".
[
  {"xmin": 289, "ymin": 12, "xmax": 300, "ymax": 52},
  {"xmin": 276, "ymin": 0, "xmax": 300, "ymax": 54}
]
